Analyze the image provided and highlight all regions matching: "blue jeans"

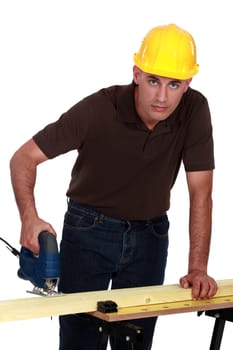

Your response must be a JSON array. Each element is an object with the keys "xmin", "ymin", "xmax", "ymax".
[{"xmin": 59, "ymin": 200, "xmax": 169, "ymax": 350}]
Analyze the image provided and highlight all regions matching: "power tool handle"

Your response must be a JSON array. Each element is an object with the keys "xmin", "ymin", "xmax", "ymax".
[
  {"xmin": 38, "ymin": 231, "xmax": 58, "ymax": 254},
  {"xmin": 38, "ymin": 231, "xmax": 60, "ymax": 280}
]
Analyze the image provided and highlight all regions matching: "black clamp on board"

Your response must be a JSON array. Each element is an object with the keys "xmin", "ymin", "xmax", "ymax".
[{"xmin": 97, "ymin": 300, "xmax": 118, "ymax": 313}]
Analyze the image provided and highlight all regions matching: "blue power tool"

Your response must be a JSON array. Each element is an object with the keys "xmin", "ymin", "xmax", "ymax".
[
  {"xmin": 18, "ymin": 231, "xmax": 61, "ymax": 295},
  {"xmin": 1, "ymin": 231, "xmax": 61, "ymax": 296}
]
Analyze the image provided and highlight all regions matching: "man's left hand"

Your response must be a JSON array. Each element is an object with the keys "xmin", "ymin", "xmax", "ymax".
[{"xmin": 180, "ymin": 270, "xmax": 218, "ymax": 300}]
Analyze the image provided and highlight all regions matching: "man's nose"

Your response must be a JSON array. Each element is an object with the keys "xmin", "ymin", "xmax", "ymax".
[{"xmin": 156, "ymin": 86, "xmax": 167, "ymax": 103}]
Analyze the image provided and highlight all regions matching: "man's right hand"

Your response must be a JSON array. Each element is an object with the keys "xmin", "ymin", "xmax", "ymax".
[{"xmin": 20, "ymin": 217, "xmax": 56, "ymax": 255}]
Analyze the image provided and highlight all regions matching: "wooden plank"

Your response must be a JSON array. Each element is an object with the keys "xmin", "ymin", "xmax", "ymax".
[
  {"xmin": 91, "ymin": 295, "xmax": 233, "ymax": 322},
  {"xmin": 0, "ymin": 279, "xmax": 233, "ymax": 323}
]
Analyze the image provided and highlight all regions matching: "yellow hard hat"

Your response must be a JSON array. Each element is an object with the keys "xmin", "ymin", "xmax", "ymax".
[{"xmin": 134, "ymin": 24, "xmax": 199, "ymax": 80}]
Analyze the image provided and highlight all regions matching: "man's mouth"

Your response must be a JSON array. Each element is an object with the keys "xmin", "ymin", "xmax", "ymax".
[{"xmin": 152, "ymin": 104, "xmax": 167, "ymax": 112}]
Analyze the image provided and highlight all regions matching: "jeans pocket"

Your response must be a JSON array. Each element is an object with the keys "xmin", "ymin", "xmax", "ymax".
[
  {"xmin": 149, "ymin": 214, "xmax": 169, "ymax": 239},
  {"xmin": 64, "ymin": 211, "xmax": 98, "ymax": 231}
]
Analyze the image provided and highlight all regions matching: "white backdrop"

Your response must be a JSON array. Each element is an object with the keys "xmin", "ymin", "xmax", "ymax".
[{"xmin": 1, "ymin": 0, "xmax": 232, "ymax": 349}]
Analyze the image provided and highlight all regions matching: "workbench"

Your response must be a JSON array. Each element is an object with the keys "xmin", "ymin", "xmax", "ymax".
[{"xmin": 0, "ymin": 279, "xmax": 233, "ymax": 349}]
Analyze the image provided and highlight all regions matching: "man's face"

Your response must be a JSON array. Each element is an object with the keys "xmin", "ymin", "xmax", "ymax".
[{"xmin": 133, "ymin": 66, "xmax": 191, "ymax": 129}]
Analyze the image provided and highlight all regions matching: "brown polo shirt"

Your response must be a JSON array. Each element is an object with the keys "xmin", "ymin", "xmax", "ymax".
[{"xmin": 33, "ymin": 83, "xmax": 214, "ymax": 220}]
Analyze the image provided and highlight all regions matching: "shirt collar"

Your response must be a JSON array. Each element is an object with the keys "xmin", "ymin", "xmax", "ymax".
[{"xmin": 116, "ymin": 82, "xmax": 140, "ymax": 124}]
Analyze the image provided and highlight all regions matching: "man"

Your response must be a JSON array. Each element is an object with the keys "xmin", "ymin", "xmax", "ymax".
[{"xmin": 10, "ymin": 23, "xmax": 217, "ymax": 349}]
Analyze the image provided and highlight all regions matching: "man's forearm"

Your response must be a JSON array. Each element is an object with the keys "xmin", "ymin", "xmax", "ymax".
[
  {"xmin": 188, "ymin": 195, "xmax": 212, "ymax": 273},
  {"xmin": 10, "ymin": 139, "xmax": 53, "ymax": 252},
  {"xmin": 10, "ymin": 150, "xmax": 38, "ymax": 221}
]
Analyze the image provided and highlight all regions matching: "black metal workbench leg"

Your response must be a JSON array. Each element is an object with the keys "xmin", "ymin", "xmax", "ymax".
[
  {"xmin": 97, "ymin": 331, "xmax": 108, "ymax": 350},
  {"xmin": 209, "ymin": 318, "xmax": 226, "ymax": 350}
]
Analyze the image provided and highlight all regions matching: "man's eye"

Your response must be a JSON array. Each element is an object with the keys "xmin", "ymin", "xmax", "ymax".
[
  {"xmin": 169, "ymin": 82, "xmax": 180, "ymax": 89},
  {"xmin": 149, "ymin": 79, "xmax": 158, "ymax": 86}
]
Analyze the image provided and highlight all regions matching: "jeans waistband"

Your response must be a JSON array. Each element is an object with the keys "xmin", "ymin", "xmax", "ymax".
[{"xmin": 67, "ymin": 199, "xmax": 167, "ymax": 225}]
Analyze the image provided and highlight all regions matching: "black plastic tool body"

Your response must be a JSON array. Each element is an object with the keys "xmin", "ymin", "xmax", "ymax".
[{"xmin": 18, "ymin": 231, "xmax": 60, "ymax": 289}]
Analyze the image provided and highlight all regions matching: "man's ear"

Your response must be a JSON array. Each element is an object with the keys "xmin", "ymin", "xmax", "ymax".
[
  {"xmin": 184, "ymin": 78, "xmax": 192, "ymax": 92},
  {"xmin": 133, "ymin": 65, "xmax": 140, "ymax": 84}
]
